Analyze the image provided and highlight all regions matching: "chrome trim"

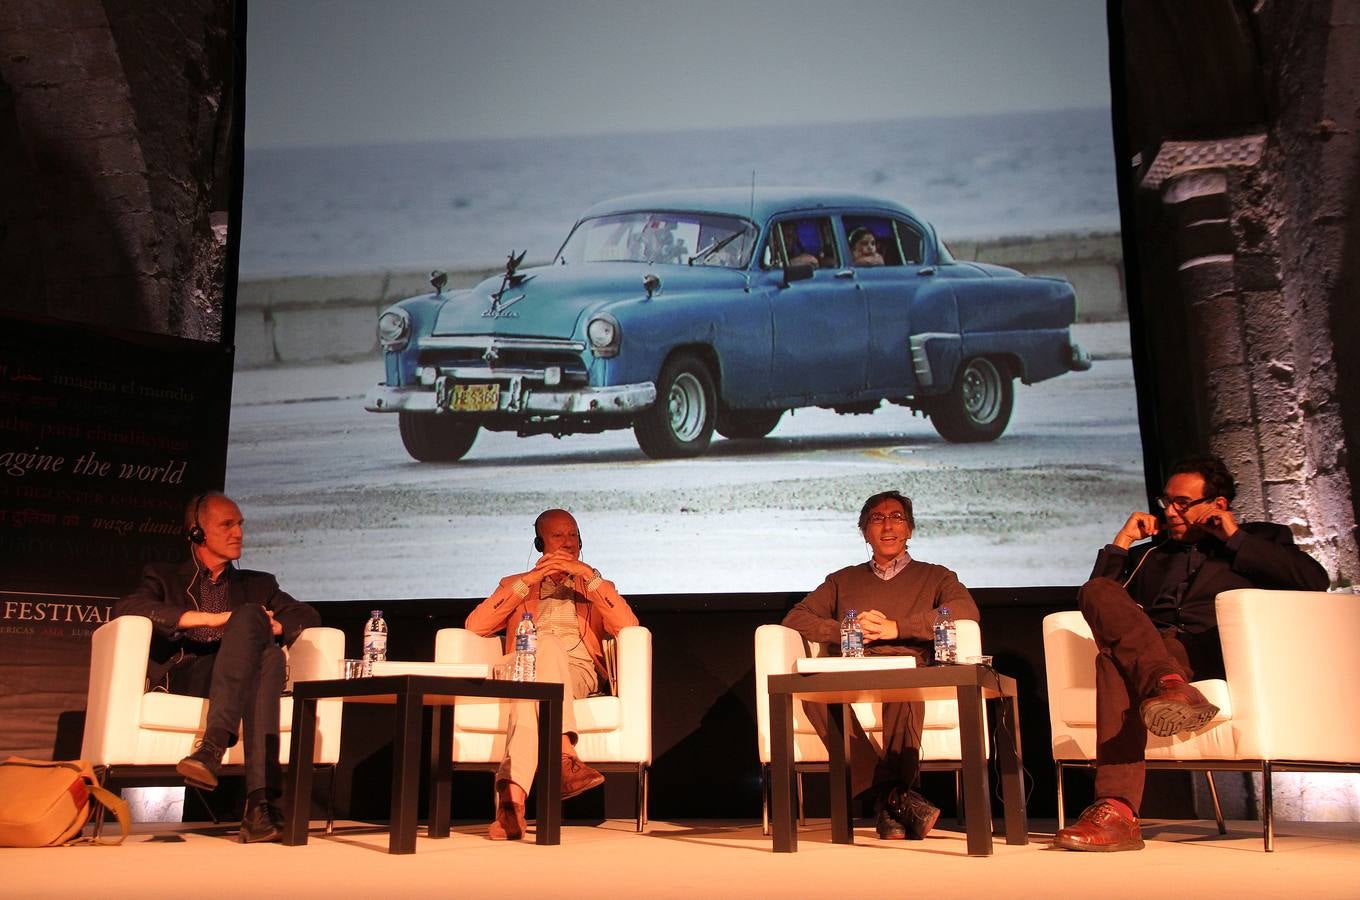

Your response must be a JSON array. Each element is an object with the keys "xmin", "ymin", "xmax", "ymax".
[
  {"xmin": 421, "ymin": 335, "xmax": 587, "ymax": 352},
  {"xmin": 909, "ymin": 332, "xmax": 960, "ymax": 388},
  {"xmin": 436, "ymin": 365, "xmax": 584, "ymax": 382},
  {"xmin": 364, "ymin": 381, "xmax": 656, "ymax": 416}
]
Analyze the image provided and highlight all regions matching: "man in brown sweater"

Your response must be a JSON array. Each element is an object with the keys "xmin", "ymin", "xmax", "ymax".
[{"xmin": 783, "ymin": 490, "xmax": 979, "ymax": 840}]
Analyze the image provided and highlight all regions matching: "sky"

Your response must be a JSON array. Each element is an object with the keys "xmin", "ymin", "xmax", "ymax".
[{"xmin": 244, "ymin": 0, "xmax": 1113, "ymax": 147}]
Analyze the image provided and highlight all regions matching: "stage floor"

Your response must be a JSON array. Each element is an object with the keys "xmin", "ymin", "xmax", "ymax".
[{"xmin": 14, "ymin": 818, "xmax": 1359, "ymax": 897}]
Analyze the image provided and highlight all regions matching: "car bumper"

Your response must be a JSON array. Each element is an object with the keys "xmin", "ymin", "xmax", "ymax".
[{"xmin": 364, "ymin": 379, "xmax": 657, "ymax": 416}]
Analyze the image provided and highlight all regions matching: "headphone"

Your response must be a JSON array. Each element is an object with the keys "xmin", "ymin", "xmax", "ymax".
[
  {"xmin": 533, "ymin": 510, "xmax": 581, "ymax": 552},
  {"xmin": 185, "ymin": 492, "xmax": 207, "ymax": 544}
]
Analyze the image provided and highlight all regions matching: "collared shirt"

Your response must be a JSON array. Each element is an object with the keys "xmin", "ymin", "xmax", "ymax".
[{"xmin": 870, "ymin": 550, "xmax": 913, "ymax": 581}]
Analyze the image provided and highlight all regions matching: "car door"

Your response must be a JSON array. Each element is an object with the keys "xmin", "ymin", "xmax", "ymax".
[
  {"xmin": 765, "ymin": 215, "xmax": 867, "ymax": 403},
  {"xmin": 845, "ymin": 215, "xmax": 932, "ymax": 395}
]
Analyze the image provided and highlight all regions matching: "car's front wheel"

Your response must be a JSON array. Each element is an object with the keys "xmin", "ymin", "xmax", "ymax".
[
  {"xmin": 634, "ymin": 353, "xmax": 716, "ymax": 459},
  {"xmin": 716, "ymin": 408, "xmax": 784, "ymax": 440},
  {"xmin": 927, "ymin": 356, "xmax": 1013, "ymax": 443},
  {"xmin": 398, "ymin": 411, "xmax": 479, "ymax": 461}
]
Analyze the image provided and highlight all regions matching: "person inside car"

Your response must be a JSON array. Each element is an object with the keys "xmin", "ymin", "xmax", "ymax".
[
  {"xmin": 849, "ymin": 227, "xmax": 885, "ymax": 267},
  {"xmin": 772, "ymin": 220, "xmax": 819, "ymax": 269}
]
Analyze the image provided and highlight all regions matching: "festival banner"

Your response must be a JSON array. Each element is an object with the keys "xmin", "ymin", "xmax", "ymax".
[{"xmin": 0, "ymin": 318, "xmax": 232, "ymax": 757}]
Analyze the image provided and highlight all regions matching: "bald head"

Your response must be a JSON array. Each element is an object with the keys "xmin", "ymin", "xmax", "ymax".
[{"xmin": 534, "ymin": 508, "xmax": 581, "ymax": 557}]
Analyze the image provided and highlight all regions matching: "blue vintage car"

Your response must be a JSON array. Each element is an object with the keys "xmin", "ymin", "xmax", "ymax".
[{"xmin": 364, "ymin": 188, "xmax": 1090, "ymax": 461}]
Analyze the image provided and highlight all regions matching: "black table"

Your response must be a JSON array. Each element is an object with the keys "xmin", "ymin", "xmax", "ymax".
[
  {"xmin": 767, "ymin": 664, "xmax": 1026, "ymax": 856},
  {"xmin": 282, "ymin": 673, "xmax": 564, "ymax": 854}
]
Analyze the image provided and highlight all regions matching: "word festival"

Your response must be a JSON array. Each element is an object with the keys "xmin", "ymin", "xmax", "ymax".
[{"xmin": 2, "ymin": 600, "xmax": 115, "ymax": 625}]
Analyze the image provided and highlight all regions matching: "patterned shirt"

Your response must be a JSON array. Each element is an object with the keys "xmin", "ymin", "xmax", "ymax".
[{"xmin": 184, "ymin": 566, "xmax": 229, "ymax": 642}]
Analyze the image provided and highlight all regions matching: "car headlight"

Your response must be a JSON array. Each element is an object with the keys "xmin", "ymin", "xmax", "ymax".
[
  {"xmin": 378, "ymin": 308, "xmax": 411, "ymax": 351},
  {"xmin": 587, "ymin": 313, "xmax": 620, "ymax": 358}
]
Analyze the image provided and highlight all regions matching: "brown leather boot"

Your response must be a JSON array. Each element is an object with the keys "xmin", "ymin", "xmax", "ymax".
[{"xmin": 488, "ymin": 780, "xmax": 526, "ymax": 841}]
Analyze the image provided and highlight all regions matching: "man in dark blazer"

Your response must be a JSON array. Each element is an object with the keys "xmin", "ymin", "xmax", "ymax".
[
  {"xmin": 115, "ymin": 490, "xmax": 319, "ymax": 843},
  {"xmin": 1054, "ymin": 455, "xmax": 1329, "ymax": 852}
]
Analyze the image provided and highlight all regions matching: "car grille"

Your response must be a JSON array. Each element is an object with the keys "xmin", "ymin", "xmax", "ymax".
[{"xmin": 416, "ymin": 337, "xmax": 589, "ymax": 383}]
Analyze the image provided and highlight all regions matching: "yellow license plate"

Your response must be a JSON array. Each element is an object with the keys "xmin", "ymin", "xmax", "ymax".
[{"xmin": 449, "ymin": 383, "xmax": 499, "ymax": 412}]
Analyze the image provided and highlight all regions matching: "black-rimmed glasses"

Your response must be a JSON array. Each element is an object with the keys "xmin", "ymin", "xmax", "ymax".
[{"xmin": 1155, "ymin": 495, "xmax": 1214, "ymax": 513}]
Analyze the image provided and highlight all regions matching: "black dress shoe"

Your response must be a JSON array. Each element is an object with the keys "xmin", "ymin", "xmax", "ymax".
[
  {"xmin": 238, "ymin": 801, "xmax": 283, "ymax": 844},
  {"xmin": 874, "ymin": 799, "xmax": 907, "ymax": 839},
  {"xmin": 176, "ymin": 738, "xmax": 226, "ymax": 791},
  {"xmin": 885, "ymin": 787, "xmax": 940, "ymax": 840}
]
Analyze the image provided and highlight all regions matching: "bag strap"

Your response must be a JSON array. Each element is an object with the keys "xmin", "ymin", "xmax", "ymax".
[{"xmin": 80, "ymin": 781, "xmax": 131, "ymax": 846}]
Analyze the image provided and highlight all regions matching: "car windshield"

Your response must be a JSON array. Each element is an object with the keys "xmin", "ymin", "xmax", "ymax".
[{"xmin": 556, "ymin": 212, "xmax": 757, "ymax": 268}]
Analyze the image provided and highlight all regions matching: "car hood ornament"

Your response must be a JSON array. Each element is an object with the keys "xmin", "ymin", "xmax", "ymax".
[{"xmin": 486, "ymin": 249, "xmax": 529, "ymax": 318}]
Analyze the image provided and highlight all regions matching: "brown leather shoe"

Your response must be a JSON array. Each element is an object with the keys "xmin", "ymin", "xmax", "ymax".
[
  {"xmin": 1140, "ymin": 678, "xmax": 1219, "ymax": 738},
  {"xmin": 488, "ymin": 781, "xmax": 525, "ymax": 841},
  {"xmin": 1053, "ymin": 800, "xmax": 1144, "ymax": 852},
  {"xmin": 561, "ymin": 755, "xmax": 605, "ymax": 800}
]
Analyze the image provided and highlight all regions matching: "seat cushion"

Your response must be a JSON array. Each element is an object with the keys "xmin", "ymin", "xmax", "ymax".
[
  {"xmin": 140, "ymin": 692, "xmax": 296, "ymax": 733},
  {"xmin": 1058, "ymin": 679, "xmax": 1232, "ymax": 727}
]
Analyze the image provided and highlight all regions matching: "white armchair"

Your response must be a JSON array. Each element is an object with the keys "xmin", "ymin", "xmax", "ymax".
[
  {"xmin": 1042, "ymin": 589, "xmax": 1360, "ymax": 851},
  {"xmin": 433, "ymin": 625, "xmax": 652, "ymax": 831},
  {"xmin": 80, "ymin": 615, "xmax": 344, "ymax": 806},
  {"xmin": 754, "ymin": 621, "xmax": 985, "ymax": 834}
]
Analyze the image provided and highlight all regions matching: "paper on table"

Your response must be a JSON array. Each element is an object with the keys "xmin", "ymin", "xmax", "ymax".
[
  {"xmin": 368, "ymin": 660, "xmax": 491, "ymax": 678},
  {"xmin": 794, "ymin": 655, "xmax": 917, "ymax": 673}
]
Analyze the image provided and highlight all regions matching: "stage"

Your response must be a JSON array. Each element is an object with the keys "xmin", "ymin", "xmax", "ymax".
[{"xmin": 14, "ymin": 817, "xmax": 1359, "ymax": 898}]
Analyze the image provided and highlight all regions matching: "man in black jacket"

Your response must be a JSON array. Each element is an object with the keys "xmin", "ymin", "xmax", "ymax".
[
  {"xmin": 115, "ymin": 491, "xmax": 319, "ymax": 843},
  {"xmin": 1054, "ymin": 455, "xmax": 1330, "ymax": 852}
]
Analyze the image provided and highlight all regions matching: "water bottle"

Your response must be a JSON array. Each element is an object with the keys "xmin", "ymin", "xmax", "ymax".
[
  {"xmin": 840, "ymin": 608, "xmax": 864, "ymax": 658},
  {"xmin": 933, "ymin": 606, "xmax": 957, "ymax": 665},
  {"xmin": 362, "ymin": 609, "xmax": 388, "ymax": 676},
  {"xmin": 512, "ymin": 612, "xmax": 537, "ymax": 681}
]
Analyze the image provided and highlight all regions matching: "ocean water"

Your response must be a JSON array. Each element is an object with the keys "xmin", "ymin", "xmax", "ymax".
[{"xmin": 239, "ymin": 107, "xmax": 1120, "ymax": 278}]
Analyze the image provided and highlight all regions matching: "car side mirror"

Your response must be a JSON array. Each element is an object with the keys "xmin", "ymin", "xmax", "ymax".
[{"xmin": 781, "ymin": 262, "xmax": 815, "ymax": 286}]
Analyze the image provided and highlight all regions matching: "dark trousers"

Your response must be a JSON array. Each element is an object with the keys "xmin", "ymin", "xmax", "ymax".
[
  {"xmin": 803, "ymin": 699, "xmax": 924, "ymax": 801},
  {"xmin": 1078, "ymin": 577, "xmax": 1222, "ymax": 812},
  {"xmin": 168, "ymin": 605, "xmax": 287, "ymax": 798}
]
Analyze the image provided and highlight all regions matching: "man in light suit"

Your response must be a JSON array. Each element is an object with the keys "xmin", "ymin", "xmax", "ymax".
[{"xmin": 466, "ymin": 508, "xmax": 639, "ymax": 840}]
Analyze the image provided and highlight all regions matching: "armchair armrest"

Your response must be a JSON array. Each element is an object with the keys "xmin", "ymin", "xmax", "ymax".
[
  {"xmin": 754, "ymin": 624, "xmax": 809, "ymax": 763},
  {"xmin": 1217, "ymin": 589, "xmax": 1360, "ymax": 761},
  {"xmin": 287, "ymin": 626, "xmax": 345, "ymax": 687},
  {"xmin": 434, "ymin": 627, "xmax": 505, "ymax": 666},
  {"xmin": 612, "ymin": 625, "xmax": 652, "ymax": 764},
  {"xmin": 80, "ymin": 616, "xmax": 154, "ymax": 765},
  {"xmin": 955, "ymin": 619, "xmax": 981, "ymax": 661}
]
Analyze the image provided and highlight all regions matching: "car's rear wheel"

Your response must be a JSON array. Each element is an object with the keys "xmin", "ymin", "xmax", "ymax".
[
  {"xmin": 716, "ymin": 408, "xmax": 784, "ymax": 440},
  {"xmin": 398, "ymin": 411, "xmax": 479, "ymax": 461},
  {"xmin": 634, "ymin": 353, "xmax": 716, "ymax": 459},
  {"xmin": 927, "ymin": 356, "xmax": 1013, "ymax": 443}
]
